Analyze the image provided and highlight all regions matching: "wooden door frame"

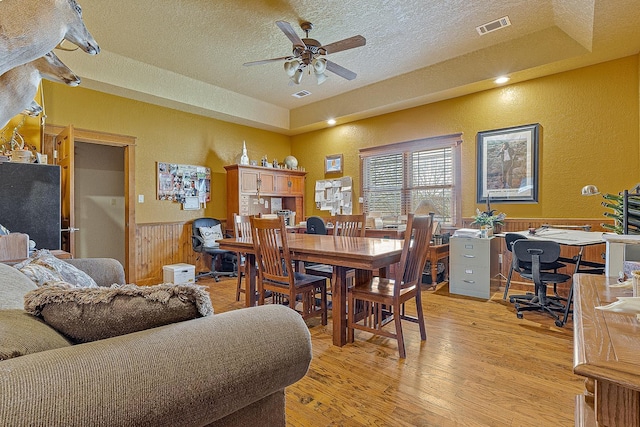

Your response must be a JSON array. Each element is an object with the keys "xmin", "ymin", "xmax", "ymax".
[{"xmin": 44, "ymin": 124, "xmax": 137, "ymax": 283}]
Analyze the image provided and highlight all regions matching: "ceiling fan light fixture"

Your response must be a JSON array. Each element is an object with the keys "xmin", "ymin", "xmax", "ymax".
[
  {"xmin": 291, "ymin": 68, "xmax": 303, "ymax": 84},
  {"xmin": 284, "ymin": 60, "xmax": 298, "ymax": 77},
  {"xmin": 316, "ymin": 73, "xmax": 328, "ymax": 85}
]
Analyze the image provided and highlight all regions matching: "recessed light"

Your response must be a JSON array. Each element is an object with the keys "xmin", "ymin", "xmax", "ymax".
[
  {"xmin": 495, "ymin": 76, "xmax": 510, "ymax": 84},
  {"xmin": 327, "ymin": 119, "xmax": 336, "ymax": 126}
]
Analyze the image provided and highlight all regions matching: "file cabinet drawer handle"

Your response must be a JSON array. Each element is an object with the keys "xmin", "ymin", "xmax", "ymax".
[
  {"xmin": 463, "ymin": 280, "xmax": 476, "ymax": 284},
  {"xmin": 463, "ymin": 254, "xmax": 476, "ymax": 258}
]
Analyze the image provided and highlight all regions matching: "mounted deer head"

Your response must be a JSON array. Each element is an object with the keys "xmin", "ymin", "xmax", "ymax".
[
  {"xmin": 0, "ymin": 51, "xmax": 81, "ymax": 130},
  {"xmin": 0, "ymin": 0, "xmax": 100, "ymax": 76}
]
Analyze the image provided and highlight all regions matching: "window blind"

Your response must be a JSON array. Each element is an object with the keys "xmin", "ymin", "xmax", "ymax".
[{"xmin": 360, "ymin": 134, "xmax": 461, "ymax": 225}]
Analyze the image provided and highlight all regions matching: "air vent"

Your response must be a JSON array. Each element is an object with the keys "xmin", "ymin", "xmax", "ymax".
[
  {"xmin": 292, "ymin": 90, "xmax": 311, "ymax": 98},
  {"xmin": 476, "ymin": 16, "xmax": 511, "ymax": 35}
]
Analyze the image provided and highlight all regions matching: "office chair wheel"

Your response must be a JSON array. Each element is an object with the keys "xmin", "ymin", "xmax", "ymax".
[
  {"xmin": 555, "ymin": 319, "xmax": 564, "ymax": 327},
  {"xmin": 516, "ymin": 312, "xmax": 523, "ymax": 319}
]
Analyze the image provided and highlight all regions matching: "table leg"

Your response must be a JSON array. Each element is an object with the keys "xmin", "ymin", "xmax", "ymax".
[
  {"xmin": 244, "ymin": 253, "xmax": 257, "ymax": 307},
  {"xmin": 332, "ymin": 266, "xmax": 348, "ymax": 346}
]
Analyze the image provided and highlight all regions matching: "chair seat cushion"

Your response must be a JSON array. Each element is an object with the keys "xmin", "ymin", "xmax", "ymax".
[
  {"xmin": 265, "ymin": 272, "xmax": 326, "ymax": 290},
  {"xmin": 351, "ymin": 277, "xmax": 416, "ymax": 298},
  {"xmin": 304, "ymin": 263, "xmax": 333, "ymax": 277},
  {"xmin": 23, "ymin": 282, "xmax": 214, "ymax": 343},
  {"xmin": 519, "ymin": 272, "xmax": 571, "ymax": 283}
]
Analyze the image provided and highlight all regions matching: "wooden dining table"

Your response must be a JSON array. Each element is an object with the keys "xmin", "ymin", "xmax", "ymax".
[{"xmin": 218, "ymin": 233, "xmax": 404, "ymax": 346}]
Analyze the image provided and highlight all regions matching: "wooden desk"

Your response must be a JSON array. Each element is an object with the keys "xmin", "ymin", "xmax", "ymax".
[
  {"xmin": 219, "ymin": 234, "xmax": 404, "ymax": 347},
  {"xmin": 573, "ymin": 273, "xmax": 640, "ymax": 426}
]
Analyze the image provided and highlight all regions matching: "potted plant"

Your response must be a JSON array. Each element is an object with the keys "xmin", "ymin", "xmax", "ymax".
[{"xmin": 471, "ymin": 208, "xmax": 506, "ymax": 234}]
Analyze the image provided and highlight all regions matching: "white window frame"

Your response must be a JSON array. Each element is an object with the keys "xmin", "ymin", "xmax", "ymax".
[{"xmin": 359, "ymin": 133, "xmax": 462, "ymax": 226}]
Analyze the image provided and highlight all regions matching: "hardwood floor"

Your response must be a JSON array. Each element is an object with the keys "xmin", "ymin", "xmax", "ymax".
[{"xmin": 202, "ymin": 277, "xmax": 584, "ymax": 426}]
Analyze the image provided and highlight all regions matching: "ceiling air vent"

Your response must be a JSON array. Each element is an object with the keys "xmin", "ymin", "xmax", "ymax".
[
  {"xmin": 476, "ymin": 16, "xmax": 511, "ymax": 35},
  {"xmin": 292, "ymin": 90, "xmax": 311, "ymax": 98}
]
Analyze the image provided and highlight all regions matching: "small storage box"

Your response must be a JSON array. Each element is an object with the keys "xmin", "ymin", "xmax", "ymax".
[{"xmin": 163, "ymin": 263, "xmax": 195, "ymax": 284}]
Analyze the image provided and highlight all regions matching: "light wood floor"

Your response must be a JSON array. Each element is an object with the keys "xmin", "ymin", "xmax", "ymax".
[{"xmin": 202, "ymin": 277, "xmax": 584, "ymax": 426}]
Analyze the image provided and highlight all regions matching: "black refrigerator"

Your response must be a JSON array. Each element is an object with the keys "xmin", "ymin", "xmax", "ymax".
[{"xmin": 0, "ymin": 162, "xmax": 61, "ymax": 250}]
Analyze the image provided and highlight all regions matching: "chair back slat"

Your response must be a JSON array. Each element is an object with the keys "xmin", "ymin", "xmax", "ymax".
[
  {"xmin": 334, "ymin": 214, "xmax": 366, "ymax": 237},
  {"xmin": 250, "ymin": 216, "xmax": 293, "ymax": 287},
  {"xmin": 395, "ymin": 213, "xmax": 434, "ymax": 294},
  {"xmin": 233, "ymin": 213, "xmax": 252, "ymax": 238}
]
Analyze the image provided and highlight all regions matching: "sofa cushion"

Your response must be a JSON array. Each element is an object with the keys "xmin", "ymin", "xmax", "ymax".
[
  {"xmin": 14, "ymin": 250, "xmax": 98, "ymax": 288},
  {"xmin": 0, "ymin": 263, "xmax": 38, "ymax": 310},
  {"xmin": 0, "ymin": 309, "xmax": 72, "ymax": 360},
  {"xmin": 24, "ymin": 283, "xmax": 214, "ymax": 343}
]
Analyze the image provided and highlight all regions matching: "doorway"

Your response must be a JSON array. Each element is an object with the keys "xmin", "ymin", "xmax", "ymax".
[{"xmin": 44, "ymin": 124, "xmax": 136, "ymax": 282}]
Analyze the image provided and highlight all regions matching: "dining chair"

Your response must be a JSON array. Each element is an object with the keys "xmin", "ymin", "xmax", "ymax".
[
  {"xmin": 333, "ymin": 213, "xmax": 366, "ymax": 237},
  {"xmin": 250, "ymin": 216, "xmax": 328, "ymax": 324},
  {"xmin": 347, "ymin": 213, "xmax": 433, "ymax": 358},
  {"xmin": 233, "ymin": 213, "xmax": 252, "ymax": 301},
  {"xmin": 511, "ymin": 239, "xmax": 571, "ymax": 326}
]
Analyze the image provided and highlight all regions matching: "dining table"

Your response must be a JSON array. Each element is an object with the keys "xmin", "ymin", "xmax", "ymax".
[{"xmin": 218, "ymin": 233, "xmax": 404, "ymax": 346}]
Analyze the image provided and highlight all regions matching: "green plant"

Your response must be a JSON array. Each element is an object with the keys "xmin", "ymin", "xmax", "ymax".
[{"xmin": 471, "ymin": 208, "xmax": 506, "ymax": 228}]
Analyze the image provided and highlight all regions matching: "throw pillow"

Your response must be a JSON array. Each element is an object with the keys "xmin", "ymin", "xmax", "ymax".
[
  {"xmin": 24, "ymin": 282, "xmax": 214, "ymax": 343},
  {"xmin": 0, "ymin": 309, "xmax": 71, "ymax": 360},
  {"xmin": 14, "ymin": 249, "xmax": 98, "ymax": 288},
  {"xmin": 199, "ymin": 224, "xmax": 223, "ymax": 248}
]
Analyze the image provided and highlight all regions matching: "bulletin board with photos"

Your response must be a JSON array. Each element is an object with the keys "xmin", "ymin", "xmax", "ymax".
[{"xmin": 157, "ymin": 162, "xmax": 211, "ymax": 207}]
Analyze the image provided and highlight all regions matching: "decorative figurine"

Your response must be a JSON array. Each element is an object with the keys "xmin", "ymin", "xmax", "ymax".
[{"xmin": 240, "ymin": 141, "xmax": 249, "ymax": 165}]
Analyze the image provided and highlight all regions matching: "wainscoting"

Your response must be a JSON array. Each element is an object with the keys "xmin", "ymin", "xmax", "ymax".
[{"xmin": 133, "ymin": 221, "xmax": 225, "ymax": 285}]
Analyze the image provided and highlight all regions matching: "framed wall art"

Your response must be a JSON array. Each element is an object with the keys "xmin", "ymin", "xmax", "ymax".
[
  {"xmin": 476, "ymin": 123, "xmax": 539, "ymax": 204},
  {"xmin": 325, "ymin": 154, "xmax": 343, "ymax": 174}
]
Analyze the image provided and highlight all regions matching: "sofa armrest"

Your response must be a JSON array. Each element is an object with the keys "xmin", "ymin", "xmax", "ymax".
[
  {"xmin": 65, "ymin": 258, "xmax": 126, "ymax": 286},
  {"xmin": 0, "ymin": 305, "xmax": 311, "ymax": 426}
]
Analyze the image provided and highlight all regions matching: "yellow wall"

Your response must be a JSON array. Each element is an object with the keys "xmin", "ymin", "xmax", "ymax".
[
  {"xmin": 41, "ymin": 83, "xmax": 291, "ymax": 223},
  {"xmin": 292, "ymin": 55, "xmax": 640, "ymax": 222},
  {"xmin": 42, "ymin": 55, "xmax": 639, "ymax": 225}
]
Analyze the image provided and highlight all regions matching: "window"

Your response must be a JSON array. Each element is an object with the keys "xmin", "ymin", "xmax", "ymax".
[{"xmin": 360, "ymin": 134, "xmax": 462, "ymax": 226}]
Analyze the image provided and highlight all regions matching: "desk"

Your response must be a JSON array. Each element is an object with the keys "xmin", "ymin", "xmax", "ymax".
[
  {"xmin": 502, "ymin": 228, "xmax": 605, "ymax": 325},
  {"xmin": 218, "ymin": 234, "xmax": 404, "ymax": 346},
  {"xmin": 573, "ymin": 273, "xmax": 640, "ymax": 427}
]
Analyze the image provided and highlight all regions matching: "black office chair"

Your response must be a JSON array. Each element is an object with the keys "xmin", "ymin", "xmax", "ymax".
[
  {"xmin": 503, "ymin": 233, "xmax": 565, "ymax": 300},
  {"xmin": 306, "ymin": 216, "xmax": 327, "ymax": 235},
  {"xmin": 192, "ymin": 217, "xmax": 236, "ymax": 282},
  {"xmin": 511, "ymin": 239, "xmax": 571, "ymax": 326}
]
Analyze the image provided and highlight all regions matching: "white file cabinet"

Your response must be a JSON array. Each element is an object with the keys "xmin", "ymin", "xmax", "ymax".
[{"xmin": 449, "ymin": 236, "xmax": 500, "ymax": 299}]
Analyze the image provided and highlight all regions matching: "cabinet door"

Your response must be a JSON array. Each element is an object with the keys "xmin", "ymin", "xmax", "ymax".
[
  {"xmin": 275, "ymin": 174, "xmax": 289, "ymax": 194},
  {"xmin": 259, "ymin": 171, "xmax": 275, "ymax": 193},
  {"xmin": 240, "ymin": 170, "xmax": 259, "ymax": 192},
  {"xmin": 289, "ymin": 175, "xmax": 305, "ymax": 195}
]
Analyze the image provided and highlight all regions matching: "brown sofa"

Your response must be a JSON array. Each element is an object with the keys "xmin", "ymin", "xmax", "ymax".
[{"xmin": 0, "ymin": 259, "xmax": 312, "ymax": 426}]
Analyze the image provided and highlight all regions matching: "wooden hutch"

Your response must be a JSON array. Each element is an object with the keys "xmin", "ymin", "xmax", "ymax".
[{"xmin": 224, "ymin": 164, "xmax": 306, "ymax": 230}]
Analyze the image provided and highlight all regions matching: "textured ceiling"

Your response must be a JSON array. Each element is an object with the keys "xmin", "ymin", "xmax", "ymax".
[{"xmin": 54, "ymin": 0, "xmax": 640, "ymax": 134}]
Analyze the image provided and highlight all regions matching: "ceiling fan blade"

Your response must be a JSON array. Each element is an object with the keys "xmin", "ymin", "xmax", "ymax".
[
  {"xmin": 321, "ymin": 35, "xmax": 366, "ymax": 55},
  {"xmin": 243, "ymin": 56, "xmax": 293, "ymax": 66},
  {"xmin": 276, "ymin": 21, "xmax": 305, "ymax": 48},
  {"xmin": 325, "ymin": 60, "xmax": 357, "ymax": 80}
]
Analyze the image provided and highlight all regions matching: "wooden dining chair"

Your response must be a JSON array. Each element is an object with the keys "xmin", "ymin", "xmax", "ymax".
[
  {"xmin": 250, "ymin": 216, "xmax": 328, "ymax": 324},
  {"xmin": 233, "ymin": 213, "xmax": 252, "ymax": 301},
  {"xmin": 347, "ymin": 213, "xmax": 434, "ymax": 358},
  {"xmin": 305, "ymin": 213, "xmax": 366, "ymax": 281},
  {"xmin": 333, "ymin": 213, "xmax": 366, "ymax": 237}
]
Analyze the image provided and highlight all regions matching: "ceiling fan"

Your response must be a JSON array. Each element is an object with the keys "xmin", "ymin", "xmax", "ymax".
[{"xmin": 243, "ymin": 21, "xmax": 366, "ymax": 85}]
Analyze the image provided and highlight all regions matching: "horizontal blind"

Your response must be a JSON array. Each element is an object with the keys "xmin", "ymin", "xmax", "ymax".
[{"xmin": 360, "ymin": 134, "xmax": 461, "ymax": 225}]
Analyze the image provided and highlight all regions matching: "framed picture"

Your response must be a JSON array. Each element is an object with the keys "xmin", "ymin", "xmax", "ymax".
[
  {"xmin": 325, "ymin": 154, "xmax": 343, "ymax": 174},
  {"xmin": 476, "ymin": 123, "xmax": 539, "ymax": 203}
]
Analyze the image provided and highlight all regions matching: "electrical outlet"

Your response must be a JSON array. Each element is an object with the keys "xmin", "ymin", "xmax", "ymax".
[
  {"xmin": 498, "ymin": 254, "xmax": 503, "ymax": 264},
  {"xmin": 138, "ymin": 194, "xmax": 144, "ymax": 203}
]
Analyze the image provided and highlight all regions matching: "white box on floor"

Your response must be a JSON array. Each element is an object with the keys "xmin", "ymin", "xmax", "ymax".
[{"xmin": 163, "ymin": 263, "xmax": 195, "ymax": 284}]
